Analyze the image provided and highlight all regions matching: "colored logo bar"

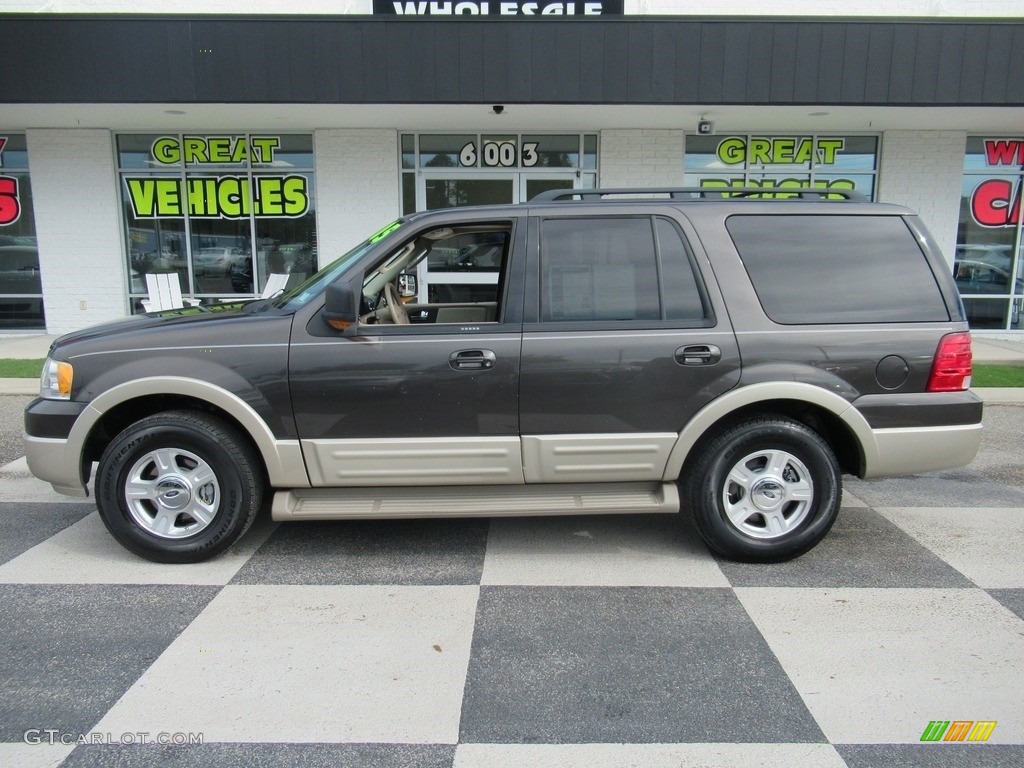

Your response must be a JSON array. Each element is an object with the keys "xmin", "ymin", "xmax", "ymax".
[{"xmin": 920, "ymin": 720, "xmax": 997, "ymax": 742}]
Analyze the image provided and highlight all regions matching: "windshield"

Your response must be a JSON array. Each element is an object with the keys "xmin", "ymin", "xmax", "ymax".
[{"xmin": 272, "ymin": 220, "xmax": 405, "ymax": 311}]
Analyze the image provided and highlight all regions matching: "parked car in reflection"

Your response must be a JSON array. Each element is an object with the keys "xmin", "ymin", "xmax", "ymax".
[
  {"xmin": 194, "ymin": 247, "xmax": 248, "ymax": 277},
  {"xmin": 954, "ymin": 244, "xmax": 1012, "ymax": 273},
  {"xmin": 955, "ymin": 258, "xmax": 1023, "ymax": 327},
  {"xmin": 131, "ymin": 247, "xmax": 187, "ymax": 273}
]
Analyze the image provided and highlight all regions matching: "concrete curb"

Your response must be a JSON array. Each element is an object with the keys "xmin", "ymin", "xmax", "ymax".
[
  {"xmin": 971, "ymin": 388, "xmax": 1024, "ymax": 405},
  {"xmin": 0, "ymin": 379, "xmax": 39, "ymax": 396}
]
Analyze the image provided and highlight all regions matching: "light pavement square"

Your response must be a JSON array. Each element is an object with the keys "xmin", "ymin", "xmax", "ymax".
[
  {"xmin": 0, "ymin": 743, "xmax": 76, "ymax": 768},
  {"xmin": 876, "ymin": 506, "xmax": 1024, "ymax": 588},
  {"xmin": 0, "ymin": 457, "xmax": 94, "ymax": 504},
  {"xmin": 480, "ymin": 514, "xmax": 730, "ymax": 586},
  {"xmin": 92, "ymin": 584, "xmax": 479, "ymax": 744},
  {"xmin": 736, "ymin": 587, "xmax": 1024, "ymax": 745},
  {"xmin": 452, "ymin": 743, "xmax": 850, "ymax": 768},
  {"xmin": 0, "ymin": 512, "xmax": 278, "ymax": 586}
]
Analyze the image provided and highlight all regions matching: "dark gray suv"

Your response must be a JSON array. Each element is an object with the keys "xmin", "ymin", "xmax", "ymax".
[{"xmin": 25, "ymin": 188, "xmax": 982, "ymax": 564}]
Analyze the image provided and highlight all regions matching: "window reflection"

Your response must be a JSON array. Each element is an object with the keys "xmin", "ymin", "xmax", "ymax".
[{"xmin": 117, "ymin": 134, "xmax": 317, "ymax": 310}]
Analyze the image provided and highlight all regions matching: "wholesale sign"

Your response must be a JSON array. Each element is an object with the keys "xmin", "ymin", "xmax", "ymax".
[
  {"xmin": 970, "ymin": 139, "xmax": 1023, "ymax": 227},
  {"xmin": 124, "ymin": 135, "xmax": 311, "ymax": 220},
  {"xmin": 373, "ymin": 0, "xmax": 623, "ymax": 14}
]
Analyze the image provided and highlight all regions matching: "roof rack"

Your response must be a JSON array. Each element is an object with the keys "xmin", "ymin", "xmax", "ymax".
[{"xmin": 529, "ymin": 187, "xmax": 868, "ymax": 203}]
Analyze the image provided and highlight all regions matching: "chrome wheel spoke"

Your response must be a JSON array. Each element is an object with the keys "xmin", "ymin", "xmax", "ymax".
[
  {"xmin": 727, "ymin": 463, "xmax": 757, "ymax": 493},
  {"xmin": 152, "ymin": 509, "xmax": 176, "ymax": 536},
  {"xmin": 762, "ymin": 509, "xmax": 792, "ymax": 535},
  {"xmin": 764, "ymin": 450, "xmax": 791, "ymax": 477},
  {"xmin": 186, "ymin": 502, "xmax": 214, "ymax": 526},
  {"xmin": 152, "ymin": 448, "xmax": 179, "ymax": 475},
  {"xmin": 786, "ymin": 479, "xmax": 814, "ymax": 504},
  {"xmin": 124, "ymin": 476, "xmax": 158, "ymax": 501},
  {"xmin": 725, "ymin": 500, "xmax": 755, "ymax": 528}
]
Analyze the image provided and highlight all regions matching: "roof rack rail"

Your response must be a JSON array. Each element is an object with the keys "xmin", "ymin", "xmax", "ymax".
[{"xmin": 529, "ymin": 187, "xmax": 868, "ymax": 203}]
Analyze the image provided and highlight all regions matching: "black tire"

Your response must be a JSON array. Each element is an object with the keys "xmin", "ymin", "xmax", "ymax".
[
  {"xmin": 684, "ymin": 416, "xmax": 841, "ymax": 562},
  {"xmin": 96, "ymin": 410, "xmax": 263, "ymax": 563}
]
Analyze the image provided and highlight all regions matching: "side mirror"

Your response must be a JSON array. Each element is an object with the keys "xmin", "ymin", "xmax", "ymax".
[{"xmin": 324, "ymin": 282, "xmax": 358, "ymax": 334}]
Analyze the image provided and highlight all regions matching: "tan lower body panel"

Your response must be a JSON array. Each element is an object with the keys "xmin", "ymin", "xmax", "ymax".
[
  {"xmin": 301, "ymin": 437, "xmax": 525, "ymax": 487},
  {"xmin": 865, "ymin": 423, "xmax": 983, "ymax": 478},
  {"xmin": 272, "ymin": 482, "xmax": 680, "ymax": 521}
]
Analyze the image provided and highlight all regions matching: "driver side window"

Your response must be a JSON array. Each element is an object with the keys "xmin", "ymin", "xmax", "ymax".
[{"xmin": 364, "ymin": 224, "xmax": 513, "ymax": 326}]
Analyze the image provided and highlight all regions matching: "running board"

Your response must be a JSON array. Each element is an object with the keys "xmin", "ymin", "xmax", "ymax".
[{"xmin": 272, "ymin": 482, "xmax": 680, "ymax": 521}]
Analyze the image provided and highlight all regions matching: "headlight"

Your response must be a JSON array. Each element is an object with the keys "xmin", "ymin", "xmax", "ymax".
[{"xmin": 40, "ymin": 358, "xmax": 73, "ymax": 400}]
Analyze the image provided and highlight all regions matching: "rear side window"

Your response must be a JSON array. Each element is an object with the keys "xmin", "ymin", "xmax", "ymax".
[
  {"xmin": 540, "ymin": 216, "xmax": 709, "ymax": 323},
  {"xmin": 726, "ymin": 215, "xmax": 950, "ymax": 324}
]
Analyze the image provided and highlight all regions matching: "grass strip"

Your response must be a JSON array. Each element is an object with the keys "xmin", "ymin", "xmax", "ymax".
[
  {"xmin": 0, "ymin": 358, "xmax": 45, "ymax": 379},
  {"xmin": 973, "ymin": 363, "xmax": 1024, "ymax": 388}
]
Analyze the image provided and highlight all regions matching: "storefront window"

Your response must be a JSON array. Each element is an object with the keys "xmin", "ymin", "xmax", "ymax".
[
  {"xmin": 957, "ymin": 137, "xmax": 1024, "ymax": 331},
  {"xmin": 0, "ymin": 134, "xmax": 44, "ymax": 329},
  {"xmin": 117, "ymin": 134, "xmax": 317, "ymax": 310},
  {"xmin": 684, "ymin": 134, "xmax": 878, "ymax": 199}
]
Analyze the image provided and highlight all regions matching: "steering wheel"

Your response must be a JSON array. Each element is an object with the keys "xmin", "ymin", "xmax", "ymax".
[{"xmin": 384, "ymin": 282, "xmax": 410, "ymax": 325}]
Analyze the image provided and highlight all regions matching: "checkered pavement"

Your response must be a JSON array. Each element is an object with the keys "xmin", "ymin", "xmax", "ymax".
[{"xmin": 1, "ymin": 410, "xmax": 1023, "ymax": 768}]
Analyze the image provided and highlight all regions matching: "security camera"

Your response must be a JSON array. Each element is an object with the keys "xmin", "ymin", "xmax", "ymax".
[
  {"xmin": 492, "ymin": 105, "xmax": 505, "ymax": 115},
  {"xmin": 697, "ymin": 119, "xmax": 715, "ymax": 135}
]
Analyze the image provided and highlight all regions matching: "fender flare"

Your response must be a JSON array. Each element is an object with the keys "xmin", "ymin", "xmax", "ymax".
[
  {"xmin": 71, "ymin": 376, "xmax": 309, "ymax": 489},
  {"xmin": 662, "ymin": 381, "xmax": 876, "ymax": 481}
]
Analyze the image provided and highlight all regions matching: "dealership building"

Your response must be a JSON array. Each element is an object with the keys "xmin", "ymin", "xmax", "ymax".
[{"xmin": 1, "ymin": 1, "xmax": 1023, "ymax": 336}]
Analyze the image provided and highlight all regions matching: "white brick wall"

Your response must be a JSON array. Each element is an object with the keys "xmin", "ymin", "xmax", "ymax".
[
  {"xmin": 314, "ymin": 129, "xmax": 401, "ymax": 263},
  {"xmin": 27, "ymin": 129, "xmax": 127, "ymax": 335},
  {"xmin": 600, "ymin": 130, "xmax": 685, "ymax": 188},
  {"xmin": 877, "ymin": 130, "xmax": 966, "ymax": 269}
]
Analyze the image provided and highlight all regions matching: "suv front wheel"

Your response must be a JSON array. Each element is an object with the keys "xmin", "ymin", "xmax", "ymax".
[
  {"xmin": 96, "ymin": 411, "xmax": 263, "ymax": 563},
  {"xmin": 685, "ymin": 416, "xmax": 841, "ymax": 562}
]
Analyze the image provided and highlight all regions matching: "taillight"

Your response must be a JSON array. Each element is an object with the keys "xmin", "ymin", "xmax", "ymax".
[{"xmin": 927, "ymin": 332, "xmax": 973, "ymax": 392}]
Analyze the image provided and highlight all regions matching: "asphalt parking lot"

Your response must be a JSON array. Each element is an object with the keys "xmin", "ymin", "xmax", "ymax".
[{"xmin": 1, "ymin": 387, "xmax": 1023, "ymax": 767}]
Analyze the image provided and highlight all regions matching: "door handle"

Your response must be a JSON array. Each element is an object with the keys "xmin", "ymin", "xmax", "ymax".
[
  {"xmin": 675, "ymin": 344, "xmax": 722, "ymax": 366},
  {"xmin": 449, "ymin": 349, "xmax": 497, "ymax": 371}
]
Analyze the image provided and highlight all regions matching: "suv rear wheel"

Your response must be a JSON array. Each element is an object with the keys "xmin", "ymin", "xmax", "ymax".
[
  {"xmin": 685, "ymin": 416, "xmax": 841, "ymax": 562},
  {"xmin": 96, "ymin": 411, "xmax": 262, "ymax": 563}
]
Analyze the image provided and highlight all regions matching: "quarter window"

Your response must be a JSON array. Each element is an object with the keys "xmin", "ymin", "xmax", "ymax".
[{"xmin": 726, "ymin": 215, "xmax": 949, "ymax": 324}]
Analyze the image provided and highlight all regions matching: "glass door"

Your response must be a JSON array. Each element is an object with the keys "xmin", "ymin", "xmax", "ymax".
[
  {"xmin": 414, "ymin": 172, "xmax": 577, "ymax": 304},
  {"xmin": 521, "ymin": 174, "xmax": 577, "ymax": 202},
  {"xmin": 414, "ymin": 174, "xmax": 512, "ymax": 303},
  {"xmin": 417, "ymin": 172, "xmax": 579, "ymax": 210},
  {"xmin": 420, "ymin": 174, "xmax": 516, "ymax": 211}
]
